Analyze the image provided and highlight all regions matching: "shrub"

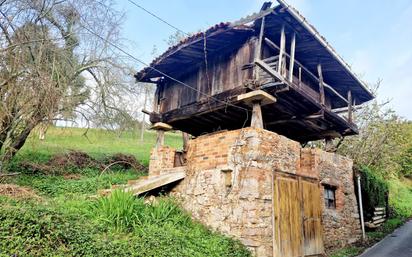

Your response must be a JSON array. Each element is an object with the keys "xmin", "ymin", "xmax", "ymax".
[{"xmin": 358, "ymin": 166, "xmax": 389, "ymax": 218}]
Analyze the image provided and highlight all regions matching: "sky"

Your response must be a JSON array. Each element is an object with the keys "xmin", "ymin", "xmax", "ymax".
[{"xmin": 115, "ymin": 0, "xmax": 412, "ymax": 120}]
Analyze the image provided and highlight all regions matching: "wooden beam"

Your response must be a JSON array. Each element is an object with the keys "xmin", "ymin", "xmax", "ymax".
[
  {"xmin": 347, "ymin": 90, "xmax": 353, "ymax": 123},
  {"xmin": 278, "ymin": 25, "xmax": 285, "ymax": 75},
  {"xmin": 317, "ymin": 64, "xmax": 325, "ymax": 106},
  {"xmin": 332, "ymin": 104, "xmax": 362, "ymax": 114},
  {"xmin": 254, "ymin": 16, "xmax": 266, "ymax": 80},
  {"xmin": 251, "ymin": 101, "xmax": 264, "ymax": 129},
  {"xmin": 288, "ymin": 32, "xmax": 296, "ymax": 82},
  {"xmin": 155, "ymin": 130, "xmax": 165, "ymax": 148},
  {"xmin": 255, "ymin": 59, "xmax": 285, "ymax": 83}
]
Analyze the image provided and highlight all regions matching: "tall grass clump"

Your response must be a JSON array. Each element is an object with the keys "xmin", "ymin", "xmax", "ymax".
[
  {"xmin": 139, "ymin": 197, "xmax": 191, "ymax": 226},
  {"xmin": 90, "ymin": 190, "xmax": 145, "ymax": 232},
  {"xmin": 90, "ymin": 191, "xmax": 192, "ymax": 232}
]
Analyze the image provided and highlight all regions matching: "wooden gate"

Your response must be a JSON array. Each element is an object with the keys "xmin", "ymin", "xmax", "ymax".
[{"xmin": 273, "ymin": 174, "xmax": 324, "ymax": 257}]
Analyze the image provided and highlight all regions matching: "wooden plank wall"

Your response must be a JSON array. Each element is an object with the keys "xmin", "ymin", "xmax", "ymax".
[
  {"xmin": 274, "ymin": 176, "xmax": 303, "ymax": 257},
  {"xmin": 159, "ymin": 39, "xmax": 256, "ymax": 113},
  {"xmin": 274, "ymin": 175, "xmax": 324, "ymax": 257}
]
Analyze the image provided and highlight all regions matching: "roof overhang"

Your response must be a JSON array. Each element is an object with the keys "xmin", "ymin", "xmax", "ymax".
[{"xmin": 135, "ymin": 1, "xmax": 374, "ymax": 105}]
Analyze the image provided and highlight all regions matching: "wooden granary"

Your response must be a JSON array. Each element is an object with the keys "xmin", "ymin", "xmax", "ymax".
[
  {"xmin": 136, "ymin": 0, "xmax": 374, "ymax": 143},
  {"xmin": 132, "ymin": 1, "xmax": 370, "ymax": 256}
]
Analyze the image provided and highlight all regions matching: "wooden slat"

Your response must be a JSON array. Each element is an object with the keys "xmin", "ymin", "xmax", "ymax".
[
  {"xmin": 288, "ymin": 33, "xmax": 296, "ymax": 82},
  {"xmin": 274, "ymin": 176, "xmax": 303, "ymax": 257},
  {"xmin": 301, "ymin": 180, "xmax": 324, "ymax": 256},
  {"xmin": 278, "ymin": 25, "xmax": 286, "ymax": 74}
]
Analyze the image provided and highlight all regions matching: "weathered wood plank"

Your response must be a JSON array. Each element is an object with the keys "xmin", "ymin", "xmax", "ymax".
[
  {"xmin": 278, "ymin": 25, "xmax": 286, "ymax": 74},
  {"xmin": 317, "ymin": 64, "xmax": 325, "ymax": 106}
]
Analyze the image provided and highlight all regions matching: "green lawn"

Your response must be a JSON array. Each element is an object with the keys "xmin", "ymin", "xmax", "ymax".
[
  {"xmin": 16, "ymin": 126, "xmax": 182, "ymax": 166},
  {"xmin": 0, "ymin": 127, "xmax": 251, "ymax": 257}
]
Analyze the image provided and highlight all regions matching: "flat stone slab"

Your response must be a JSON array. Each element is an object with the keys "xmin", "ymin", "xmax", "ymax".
[
  {"xmin": 237, "ymin": 90, "xmax": 277, "ymax": 106},
  {"xmin": 151, "ymin": 122, "xmax": 173, "ymax": 131}
]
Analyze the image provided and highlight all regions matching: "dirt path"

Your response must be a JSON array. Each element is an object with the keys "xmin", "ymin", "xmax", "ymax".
[{"xmin": 358, "ymin": 220, "xmax": 412, "ymax": 257}]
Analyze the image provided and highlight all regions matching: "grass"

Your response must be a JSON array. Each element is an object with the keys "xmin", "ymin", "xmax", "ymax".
[
  {"xmin": 17, "ymin": 126, "xmax": 182, "ymax": 166},
  {"xmin": 388, "ymin": 178, "xmax": 412, "ymax": 218},
  {"xmin": 0, "ymin": 127, "xmax": 251, "ymax": 257}
]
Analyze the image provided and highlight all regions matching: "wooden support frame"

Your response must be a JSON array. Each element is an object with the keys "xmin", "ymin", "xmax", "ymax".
[
  {"xmin": 289, "ymin": 33, "xmax": 296, "ymax": 82},
  {"xmin": 237, "ymin": 90, "xmax": 276, "ymax": 129},
  {"xmin": 317, "ymin": 64, "xmax": 325, "ymax": 106},
  {"xmin": 264, "ymin": 37, "xmax": 349, "ymax": 104},
  {"xmin": 347, "ymin": 90, "xmax": 353, "ymax": 123},
  {"xmin": 278, "ymin": 25, "xmax": 286, "ymax": 74},
  {"xmin": 251, "ymin": 101, "xmax": 264, "ymax": 129},
  {"xmin": 255, "ymin": 59, "xmax": 285, "ymax": 83},
  {"xmin": 254, "ymin": 16, "xmax": 266, "ymax": 80},
  {"xmin": 151, "ymin": 122, "xmax": 172, "ymax": 148}
]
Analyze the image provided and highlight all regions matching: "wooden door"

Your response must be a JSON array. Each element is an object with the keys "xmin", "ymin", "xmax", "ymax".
[
  {"xmin": 301, "ymin": 179, "xmax": 324, "ymax": 256},
  {"xmin": 273, "ymin": 175, "xmax": 324, "ymax": 257}
]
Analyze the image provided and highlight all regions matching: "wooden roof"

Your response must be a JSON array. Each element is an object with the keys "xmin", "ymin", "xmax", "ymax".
[{"xmin": 135, "ymin": 1, "xmax": 374, "ymax": 105}]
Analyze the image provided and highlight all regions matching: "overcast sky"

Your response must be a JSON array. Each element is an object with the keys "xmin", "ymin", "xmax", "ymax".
[{"xmin": 116, "ymin": 0, "xmax": 412, "ymax": 120}]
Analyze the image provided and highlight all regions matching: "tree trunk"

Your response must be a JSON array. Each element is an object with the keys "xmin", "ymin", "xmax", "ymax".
[{"xmin": 2, "ymin": 122, "xmax": 37, "ymax": 162}]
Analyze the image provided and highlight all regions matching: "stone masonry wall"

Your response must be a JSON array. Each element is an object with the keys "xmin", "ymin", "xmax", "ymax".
[
  {"xmin": 318, "ymin": 151, "xmax": 362, "ymax": 251},
  {"xmin": 172, "ymin": 128, "xmax": 301, "ymax": 256},
  {"xmin": 148, "ymin": 146, "xmax": 175, "ymax": 176},
  {"xmin": 162, "ymin": 128, "xmax": 361, "ymax": 256}
]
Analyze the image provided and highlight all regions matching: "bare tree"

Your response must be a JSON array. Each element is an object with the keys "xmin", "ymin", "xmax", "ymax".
[{"xmin": 0, "ymin": 0, "xmax": 130, "ymax": 167}]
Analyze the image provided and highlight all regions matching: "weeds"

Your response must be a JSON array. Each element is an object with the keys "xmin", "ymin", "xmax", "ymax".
[
  {"xmin": 89, "ymin": 191, "xmax": 191, "ymax": 232},
  {"xmin": 90, "ymin": 190, "xmax": 145, "ymax": 232}
]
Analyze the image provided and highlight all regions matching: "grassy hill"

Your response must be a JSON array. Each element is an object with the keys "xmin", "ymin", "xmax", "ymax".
[{"xmin": 0, "ymin": 126, "xmax": 251, "ymax": 257}]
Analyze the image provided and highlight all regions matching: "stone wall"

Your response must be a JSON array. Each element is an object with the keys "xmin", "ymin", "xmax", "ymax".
[
  {"xmin": 153, "ymin": 128, "xmax": 363, "ymax": 256},
  {"xmin": 148, "ymin": 146, "xmax": 175, "ymax": 176},
  {"xmin": 172, "ymin": 128, "xmax": 302, "ymax": 256},
  {"xmin": 318, "ymin": 151, "xmax": 362, "ymax": 251}
]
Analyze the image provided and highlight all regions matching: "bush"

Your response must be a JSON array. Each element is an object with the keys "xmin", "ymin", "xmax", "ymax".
[{"xmin": 358, "ymin": 166, "xmax": 389, "ymax": 218}]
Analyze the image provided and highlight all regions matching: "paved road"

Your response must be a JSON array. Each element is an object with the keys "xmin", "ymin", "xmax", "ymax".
[{"xmin": 359, "ymin": 220, "xmax": 412, "ymax": 257}]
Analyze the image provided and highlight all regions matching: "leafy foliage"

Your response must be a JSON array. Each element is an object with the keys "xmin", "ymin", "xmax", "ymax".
[
  {"xmin": 0, "ymin": 194, "xmax": 251, "ymax": 257},
  {"xmin": 358, "ymin": 166, "xmax": 389, "ymax": 217}
]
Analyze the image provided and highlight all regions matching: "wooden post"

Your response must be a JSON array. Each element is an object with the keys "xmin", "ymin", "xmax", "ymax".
[
  {"xmin": 298, "ymin": 66, "xmax": 302, "ymax": 87},
  {"xmin": 357, "ymin": 175, "xmax": 366, "ymax": 240},
  {"xmin": 278, "ymin": 25, "xmax": 285, "ymax": 75},
  {"xmin": 347, "ymin": 90, "xmax": 353, "ymax": 123},
  {"xmin": 254, "ymin": 16, "xmax": 265, "ymax": 81},
  {"xmin": 251, "ymin": 101, "xmax": 264, "ymax": 129},
  {"xmin": 317, "ymin": 64, "xmax": 325, "ymax": 106},
  {"xmin": 140, "ymin": 86, "xmax": 148, "ymax": 142},
  {"xmin": 288, "ymin": 32, "xmax": 296, "ymax": 82},
  {"xmin": 155, "ymin": 130, "xmax": 165, "ymax": 148},
  {"xmin": 182, "ymin": 132, "xmax": 189, "ymax": 151},
  {"xmin": 151, "ymin": 122, "xmax": 172, "ymax": 149}
]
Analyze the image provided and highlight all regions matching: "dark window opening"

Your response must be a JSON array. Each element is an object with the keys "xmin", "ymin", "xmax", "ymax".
[{"xmin": 324, "ymin": 185, "xmax": 336, "ymax": 209}]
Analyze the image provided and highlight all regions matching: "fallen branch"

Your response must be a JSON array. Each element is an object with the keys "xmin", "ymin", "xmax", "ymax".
[
  {"xmin": 100, "ymin": 161, "xmax": 139, "ymax": 177},
  {"xmin": 0, "ymin": 172, "xmax": 20, "ymax": 177}
]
